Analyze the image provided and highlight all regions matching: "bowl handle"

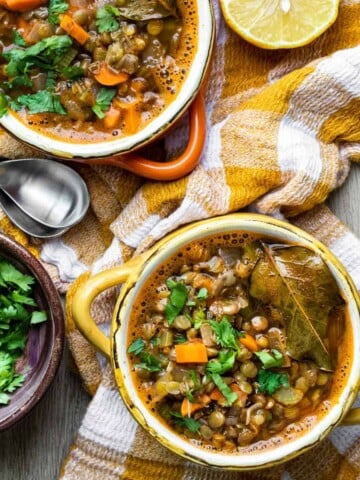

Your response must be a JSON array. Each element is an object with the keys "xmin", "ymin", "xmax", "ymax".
[
  {"xmin": 73, "ymin": 90, "xmax": 206, "ymax": 181},
  {"xmin": 71, "ymin": 264, "xmax": 136, "ymax": 358}
]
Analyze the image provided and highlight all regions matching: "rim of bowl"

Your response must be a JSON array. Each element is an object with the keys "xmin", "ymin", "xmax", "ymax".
[
  {"xmin": 113, "ymin": 213, "xmax": 360, "ymax": 469},
  {"xmin": 0, "ymin": 1, "xmax": 215, "ymax": 159},
  {"xmin": 0, "ymin": 233, "xmax": 64, "ymax": 431}
]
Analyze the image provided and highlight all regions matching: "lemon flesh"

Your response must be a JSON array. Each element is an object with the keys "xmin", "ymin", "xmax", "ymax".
[{"xmin": 220, "ymin": 0, "xmax": 340, "ymax": 49}]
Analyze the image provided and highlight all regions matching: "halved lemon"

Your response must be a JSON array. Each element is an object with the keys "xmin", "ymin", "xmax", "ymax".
[{"xmin": 220, "ymin": 0, "xmax": 340, "ymax": 49}]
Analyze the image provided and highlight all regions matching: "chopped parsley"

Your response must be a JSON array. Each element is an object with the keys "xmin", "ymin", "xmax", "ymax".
[
  {"xmin": 127, "ymin": 337, "xmax": 145, "ymax": 356},
  {"xmin": 206, "ymin": 349, "xmax": 236, "ymax": 375},
  {"xmin": 13, "ymin": 31, "xmax": 26, "ymax": 47},
  {"xmin": 170, "ymin": 411, "xmax": 200, "ymax": 433},
  {"xmin": 134, "ymin": 352, "xmax": 162, "ymax": 372},
  {"xmin": 257, "ymin": 368, "xmax": 289, "ymax": 395},
  {"xmin": 255, "ymin": 349, "xmax": 284, "ymax": 369},
  {"xmin": 197, "ymin": 287, "xmax": 208, "ymax": 300},
  {"xmin": 92, "ymin": 87, "xmax": 116, "ymax": 119},
  {"xmin": 164, "ymin": 279, "xmax": 188, "ymax": 325},
  {"xmin": 192, "ymin": 309, "xmax": 205, "ymax": 329},
  {"xmin": 209, "ymin": 317, "xmax": 241, "ymax": 353},
  {"xmin": 48, "ymin": 0, "xmax": 69, "ymax": 24},
  {"xmin": 210, "ymin": 372, "xmax": 237, "ymax": 406},
  {"xmin": 96, "ymin": 5, "xmax": 120, "ymax": 33},
  {"xmin": 11, "ymin": 91, "xmax": 66, "ymax": 115},
  {"xmin": 0, "ymin": 258, "xmax": 47, "ymax": 405}
]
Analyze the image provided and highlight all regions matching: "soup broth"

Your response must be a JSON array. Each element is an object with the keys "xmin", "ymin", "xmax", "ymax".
[
  {"xmin": 0, "ymin": 0, "xmax": 198, "ymax": 142},
  {"xmin": 127, "ymin": 231, "xmax": 353, "ymax": 453}
]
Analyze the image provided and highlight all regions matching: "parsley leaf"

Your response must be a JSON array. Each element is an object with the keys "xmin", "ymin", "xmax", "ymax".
[
  {"xmin": 13, "ymin": 31, "xmax": 26, "ymax": 47},
  {"xmin": 170, "ymin": 412, "xmax": 200, "ymax": 433},
  {"xmin": 255, "ymin": 349, "xmax": 284, "ymax": 369},
  {"xmin": 13, "ymin": 91, "xmax": 66, "ymax": 115},
  {"xmin": 96, "ymin": 5, "xmax": 120, "ymax": 33},
  {"xmin": 135, "ymin": 352, "xmax": 162, "ymax": 372},
  {"xmin": 197, "ymin": 288, "xmax": 208, "ymax": 300},
  {"xmin": 257, "ymin": 368, "xmax": 289, "ymax": 395},
  {"xmin": 0, "ymin": 93, "xmax": 8, "ymax": 118},
  {"xmin": 127, "ymin": 338, "xmax": 146, "ymax": 356},
  {"xmin": 164, "ymin": 279, "xmax": 188, "ymax": 325},
  {"xmin": 209, "ymin": 317, "xmax": 241, "ymax": 353},
  {"xmin": 48, "ymin": 0, "xmax": 69, "ymax": 24},
  {"xmin": 0, "ymin": 258, "xmax": 47, "ymax": 405},
  {"xmin": 173, "ymin": 333, "xmax": 187, "ymax": 344},
  {"xmin": 210, "ymin": 373, "xmax": 238, "ymax": 406},
  {"xmin": 206, "ymin": 350, "xmax": 236, "ymax": 375},
  {"xmin": 61, "ymin": 65, "xmax": 84, "ymax": 79},
  {"xmin": 92, "ymin": 87, "xmax": 116, "ymax": 119},
  {"xmin": 193, "ymin": 309, "xmax": 205, "ymax": 329}
]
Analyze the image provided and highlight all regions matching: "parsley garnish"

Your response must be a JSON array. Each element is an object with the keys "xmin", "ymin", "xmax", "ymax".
[
  {"xmin": 173, "ymin": 333, "xmax": 187, "ymax": 344},
  {"xmin": 96, "ymin": 5, "xmax": 120, "ymax": 33},
  {"xmin": 257, "ymin": 368, "xmax": 289, "ymax": 395},
  {"xmin": 135, "ymin": 352, "xmax": 162, "ymax": 372},
  {"xmin": 206, "ymin": 349, "xmax": 236, "ymax": 375},
  {"xmin": 11, "ymin": 91, "xmax": 66, "ymax": 115},
  {"xmin": 48, "ymin": 0, "xmax": 69, "ymax": 24},
  {"xmin": 209, "ymin": 317, "xmax": 241, "ymax": 353},
  {"xmin": 197, "ymin": 288, "xmax": 208, "ymax": 300},
  {"xmin": 0, "ymin": 93, "xmax": 8, "ymax": 118},
  {"xmin": 13, "ymin": 31, "xmax": 26, "ymax": 47},
  {"xmin": 61, "ymin": 66, "xmax": 84, "ymax": 79},
  {"xmin": 164, "ymin": 279, "xmax": 188, "ymax": 325},
  {"xmin": 193, "ymin": 309, "xmax": 205, "ymax": 329},
  {"xmin": 92, "ymin": 88, "xmax": 116, "ymax": 119},
  {"xmin": 255, "ymin": 349, "xmax": 284, "ymax": 369},
  {"xmin": 127, "ymin": 338, "xmax": 146, "ymax": 356},
  {"xmin": 0, "ymin": 258, "xmax": 47, "ymax": 405},
  {"xmin": 170, "ymin": 412, "xmax": 200, "ymax": 433},
  {"xmin": 210, "ymin": 373, "xmax": 237, "ymax": 406}
]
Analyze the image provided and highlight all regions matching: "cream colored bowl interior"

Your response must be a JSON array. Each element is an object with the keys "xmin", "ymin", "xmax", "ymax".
[
  {"xmin": 0, "ymin": 1, "xmax": 214, "ymax": 158},
  {"xmin": 114, "ymin": 215, "xmax": 360, "ymax": 469}
]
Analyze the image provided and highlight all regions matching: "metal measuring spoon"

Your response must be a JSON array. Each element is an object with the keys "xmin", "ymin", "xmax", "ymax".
[
  {"xmin": 0, "ymin": 189, "xmax": 68, "ymax": 238},
  {"xmin": 0, "ymin": 158, "xmax": 89, "ymax": 229}
]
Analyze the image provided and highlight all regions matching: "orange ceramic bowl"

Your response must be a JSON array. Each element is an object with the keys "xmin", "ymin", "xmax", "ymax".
[{"xmin": 0, "ymin": 1, "xmax": 215, "ymax": 181}]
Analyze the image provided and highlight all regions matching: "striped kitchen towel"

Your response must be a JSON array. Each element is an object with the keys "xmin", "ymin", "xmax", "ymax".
[{"xmin": 1, "ymin": 0, "xmax": 360, "ymax": 478}]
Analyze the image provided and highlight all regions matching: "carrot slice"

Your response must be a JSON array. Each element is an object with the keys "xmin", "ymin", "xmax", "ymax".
[
  {"xmin": 59, "ymin": 14, "xmax": 90, "ymax": 45},
  {"xmin": 103, "ymin": 105, "xmax": 122, "ymax": 130},
  {"xmin": 181, "ymin": 394, "xmax": 211, "ymax": 417},
  {"xmin": 0, "ymin": 0, "xmax": 47, "ymax": 11},
  {"xmin": 175, "ymin": 342, "xmax": 208, "ymax": 363},
  {"xmin": 94, "ymin": 63, "xmax": 129, "ymax": 86},
  {"xmin": 239, "ymin": 333, "xmax": 258, "ymax": 352}
]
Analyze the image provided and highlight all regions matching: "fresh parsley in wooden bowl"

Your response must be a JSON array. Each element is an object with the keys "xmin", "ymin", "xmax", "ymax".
[{"xmin": 0, "ymin": 233, "xmax": 64, "ymax": 431}]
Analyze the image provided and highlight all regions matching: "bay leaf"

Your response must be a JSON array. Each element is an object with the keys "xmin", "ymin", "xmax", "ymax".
[
  {"xmin": 249, "ymin": 244, "xmax": 343, "ymax": 371},
  {"xmin": 118, "ymin": 0, "xmax": 177, "ymax": 21}
]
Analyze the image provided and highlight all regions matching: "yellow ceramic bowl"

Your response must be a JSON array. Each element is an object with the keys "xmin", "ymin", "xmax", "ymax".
[{"xmin": 72, "ymin": 213, "xmax": 360, "ymax": 470}]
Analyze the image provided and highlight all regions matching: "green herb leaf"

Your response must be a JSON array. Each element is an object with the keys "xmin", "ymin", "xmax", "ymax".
[
  {"xmin": 257, "ymin": 368, "xmax": 289, "ymax": 395},
  {"xmin": 170, "ymin": 412, "xmax": 200, "ymax": 433},
  {"xmin": 92, "ymin": 87, "xmax": 116, "ymax": 119},
  {"xmin": 255, "ymin": 349, "xmax": 284, "ymax": 369},
  {"xmin": 193, "ymin": 309, "xmax": 205, "ymax": 329},
  {"xmin": 135, "ymin": 352, "xmax": 162, "ymax": 372},
  {"xmin": 174, "ymin": 333, "xmax": 187, "ymax": 344},
  {"xmin": 48, "ymin": 0, "xmax": 69, "ymax": 24},
  {"xmin": 0, "ymin": 392, "xmax": 9, "ymax": 404},
  {"xmin": 0, "ymin": 93, "xmax": 8, "ymax": 118},
  {"xmin": 14, "ymin": 91, "xmax": 66, "ymax": 115},
  {"xmin": 61, "ymin": 66, "xmax": 84, "ymax": 79},
  {"xmin": 13, "ymin": 31, "xmax": 26, "ymax": 47},
  {"xmin": 96, "ymin": 4, "xmax": 120, "ymax": 33},
  {"xmin": 197, "ymin": 288, "xmax": 208, "ymax": 300},
  {"xmin": 0, "ymin": 261, "xmax": 34, "ymax": 291},
  {"xmin": 209, "ymin": 317, "xmax": 240, "ymax": 353},
  {"xmin": 165, "ymin": 280, "xmax": 188, "ymax": 325},
  {"xmin": 127, "ymin": 338, "xmax": 146, "ymax": 356},
  {"xmin": 210, "ymin": 373, "xmax": 237, "ymax": 406},
  {"xmin": 30, "ymin": 311, "xmax": 47, "ymax": 325},
  {"xmin": 206, "ymin": 350, "xmax": 236, "ymax": 375}
]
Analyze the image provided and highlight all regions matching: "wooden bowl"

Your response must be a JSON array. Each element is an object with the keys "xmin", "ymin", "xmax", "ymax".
[{"xmin": 0, "ymin": 234, "xmax": 64, "ymax": 431}]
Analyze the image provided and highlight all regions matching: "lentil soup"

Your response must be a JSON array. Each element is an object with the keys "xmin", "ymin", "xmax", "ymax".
[
  {"xmin": 126, "ymin": 231, "xmax": 353, "ymax": 454},
  {"xmin": 0, "ymin": 0, "xmax": 198, "ymax": 143}
]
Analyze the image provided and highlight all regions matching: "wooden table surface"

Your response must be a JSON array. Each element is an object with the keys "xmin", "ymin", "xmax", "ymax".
[{"xmin": 0, "ymin": 164, "xmax": 359, "ymax": 480}]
